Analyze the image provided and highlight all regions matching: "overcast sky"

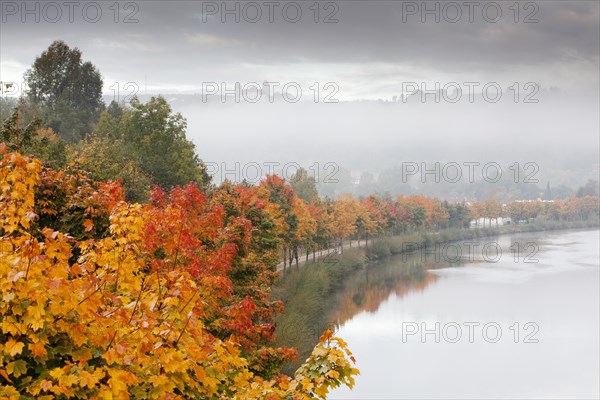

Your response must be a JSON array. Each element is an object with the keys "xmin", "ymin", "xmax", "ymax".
[
  {"xmin": 2, "ymin": 1, "xmax": 598, "ymax": 98},
  {"xmin": 1, "ymin": 1, "xmax": 599, "ymax": 189}
]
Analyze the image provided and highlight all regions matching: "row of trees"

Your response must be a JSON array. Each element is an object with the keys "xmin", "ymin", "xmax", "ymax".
[
  {"xmin": 468, "ymin": 197, "xmax": 600, "ymax": 227},
  {"xmin": 276, "ymin": 176, "xmax": 600, "ymax": 269}
]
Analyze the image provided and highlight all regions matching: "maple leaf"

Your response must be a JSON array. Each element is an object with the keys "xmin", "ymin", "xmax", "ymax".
[
  {"xmin": 6, "ymin": 360, "xmax": 27, "ymax": 378},
  {"xmin": 3, "ymin": 340, "xmax": 24, "ymax": 357},
  {"xmin": 39, "ymin": 380, "xmax": 53, "ymax": 392}
]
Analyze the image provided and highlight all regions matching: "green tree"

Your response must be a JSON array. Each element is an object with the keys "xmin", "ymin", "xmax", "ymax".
[
  {"xmin": 122, "ymin": 96, "xmax": 210, "ymax": 190},
  {"xmin": 73, "ymin": 131, "xmax": 153, "ymax": 202},
  {"xmin": 290, "ymin": 167, "xmax": 318, "ymax": 202},
  {"xmin": 24, "ymin": 40, "xmax": 104, "ymax": 142},
  {"xmin": 1, "ymin": 105, "xmax": 66, "ymax": 168},
  {"xmin": 72, "ymin": 97, "xmax": 211, "ymax": 200},
  {"xmin": 0, "ymin": 96, "xmax": 18, "ymax": 122},
  {"xmin": 442, "ymin": 201, "xmax": 470, "ymax": 229}
]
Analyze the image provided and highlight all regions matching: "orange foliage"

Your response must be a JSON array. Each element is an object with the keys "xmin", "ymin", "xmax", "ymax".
[{"xmin": 0, "ymin": 148, "xmax": 359, "ymax": 399}]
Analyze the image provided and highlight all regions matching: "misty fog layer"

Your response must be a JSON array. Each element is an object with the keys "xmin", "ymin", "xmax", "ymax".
[{"xmin": 167, "ymin": 92, "xmax": 599, "ymax": 195}]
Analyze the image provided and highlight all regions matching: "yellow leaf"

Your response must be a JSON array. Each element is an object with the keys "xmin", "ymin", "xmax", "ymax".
[
  {"xmin": 326, "ymin": 370, "xmax": 340, "ymax": 379},
  {"xmin": 59, "ymin": 374, "xmax": 79, "ymax": 387},
  {"xmin": 3, "ymin": 339, "xmax": 24, "ymax": 356},
  {"xmin": 314, "ymin": 384, "xmax": 329, "ymax": 397},
  {"xmin": 319, "ymin": 329, "xmax": 333, "ymax": 342},
  {"xmin": 49, "ymin": 368, "xmax": 64, "ymax": 379},
  {"xmin": 149, "ymin": 374, "xmax": 169, "ymax": 387}
]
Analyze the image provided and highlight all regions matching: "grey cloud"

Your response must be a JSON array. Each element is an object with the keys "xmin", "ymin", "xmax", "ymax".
[{"xmin": 2, "ymin": 1, "xmax": 598, "ymax": 81}]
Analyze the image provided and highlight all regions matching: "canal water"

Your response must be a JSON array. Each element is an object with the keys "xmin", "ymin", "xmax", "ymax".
[{"xmin": 330, "ymin": 229, "xmax": 600, "ymax": 399}]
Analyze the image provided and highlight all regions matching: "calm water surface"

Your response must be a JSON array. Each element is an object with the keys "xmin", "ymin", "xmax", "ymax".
[{"xmin": 330, "ymin": 229, "xmax": 600, "ymax": 399}]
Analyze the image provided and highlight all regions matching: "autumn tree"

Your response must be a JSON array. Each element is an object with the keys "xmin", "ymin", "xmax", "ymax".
[
  {"xmin": 505, "ymin": 201, "xmax": 526, "ymax": 224},
  {"xmin": 578, "ymin": 196, "xmax": 600, "ymax": 220},
  {"xmin": 482, "ymin": 199, "xmax": 503, "ymax": 227},
  {"xmin": 468, "ymin": 201, "xmax": 484, "ymax": 227},
  {"xmin": 207, "ymin": 181, "xmax": 297, "ymax": 377},
  {"xmin": 427, "ymin": 198, "xmax": 450, "ymax": 229},
  {"xmin": 403, "ymin": 195, "xmax": 448, "ymax": 229},
  {"xmin": 396, "ymin": 195, "xmax": 426, "ymax": 231},
  {"xmin": 259, "ymin": 175, "xmax": 298, "ymax": 270},
  {"xmin": 309, "ymin": 197, "xmax": 335, "ymax": 260},
  {"xmin": 33, "ymin": 163, "xmax": 124, "ymax": 244},
  {"xmin": 331, "ymin": 195, "xmax": 359, "ymax": 252},
  {"xmin": 383, "ymin": 196, "xmax": 408, "ymax": 234},
  {"xmin": 361, "ymin": 195, "xmax": 388, "ymax": 246},
  {"xmin": 291, "ymin": 197, "xmax": 317, "ymax": 266}
]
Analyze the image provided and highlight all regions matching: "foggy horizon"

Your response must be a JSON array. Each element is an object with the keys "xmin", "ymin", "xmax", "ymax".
[{"xmin": 3, "ymin": 1, "xmax": 599, "ymax": 200}]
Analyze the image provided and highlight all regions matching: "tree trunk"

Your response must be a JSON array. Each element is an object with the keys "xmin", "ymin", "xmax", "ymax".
[
  {"xmin": 294, "ymin": 246, "xmax": 299, "ymax": 269},
  {"xmin": 282, "ymin": 248, "xmax": 287, "ymax": 275}
]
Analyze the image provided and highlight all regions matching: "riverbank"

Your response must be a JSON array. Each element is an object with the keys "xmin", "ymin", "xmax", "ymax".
[{"xmin": 272, "ymin": 218, "xmax": 599, "ymax": 373}]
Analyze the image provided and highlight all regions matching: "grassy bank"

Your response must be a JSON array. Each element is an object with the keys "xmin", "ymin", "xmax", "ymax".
[
  {"xmin": 272, "ymin": 246, "xmax": 367, "ymax": 374},
  {"xmin": 272, "ymin": 218, "xmax": 599, "ymax": 373}
]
